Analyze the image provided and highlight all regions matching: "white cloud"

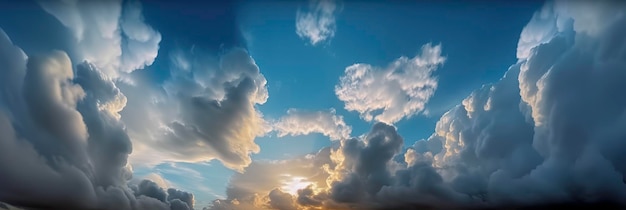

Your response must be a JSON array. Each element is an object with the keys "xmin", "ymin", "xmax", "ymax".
[
  {"xmin": 272, "ymin": 108, "xmax": 351, "ymax": 141},
  {"xmin": 38, "ymin": 0, "xmax": 161, "ymax": 79},
  {"xmin": 295, "ymin": 0, "xmax": 338, "ymax": 46},
  {"xmin": 335, "ymin": 43, "xmax": 446, "ymax": 124}
]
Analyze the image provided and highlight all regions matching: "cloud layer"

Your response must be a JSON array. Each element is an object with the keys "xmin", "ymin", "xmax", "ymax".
[
  {"xmin": 335, "ymin": 43, "xmax": 446, "ymax": 124},
  {"xmin": 295, "ymin": 0, "xmax": 339, "ymax": 46}
]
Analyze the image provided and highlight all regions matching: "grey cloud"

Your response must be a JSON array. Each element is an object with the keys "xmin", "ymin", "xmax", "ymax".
[
  {"xmin": 75, "ymin": 62, "xmax": 133, "ymax": 187},
  {"xmin": 0, "ymin": 26, "xmax": 195, "ymax": 210},
  {"xmin": 330, "ymin": 123, "xmax": 403, "ymax": 204},
  {"xmin": 296, "ymin": 186, "xmax": 324, "ymax": 207},
  {"xmin": 0, "ymin": 109, "xmax": 97, "ymax": 209},
  {"xmin": 268, "ymin": 189, "xmax": 298, "ymax": 210},
  {"xmin": 134, "ymin": 180, "xmax": 168, "ymax": 202},
  {"xmin": 167, "ymin": 188, "xmax": 195, "ymax": 209},
  {"xmin": 169, "ymin": 199, "xmax": 191, "ymax": 210},
  {"xmin": 22, "ymin": 51, "xmax": 89, "ymax": 167}
]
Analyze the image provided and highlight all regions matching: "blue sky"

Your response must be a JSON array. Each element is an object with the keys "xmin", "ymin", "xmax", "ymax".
[
  {"xmin": 3, "ymin": 0, "xmax": 626, "ymax": 210},
  {"xmin": 131, "ymin": 0, "xmax": 544, "ymax": 205},
  {"xmin": 240, "ymin": 0, "xmax": 543, "ymax": 157}
]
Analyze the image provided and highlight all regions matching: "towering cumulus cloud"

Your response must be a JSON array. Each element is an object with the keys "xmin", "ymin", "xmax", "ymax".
[
  {"xmin": 206, "ymin": 0, "xmax": 626, "ymax": 209},
  {"xmin": 296, "ymin": 0, "xmax": 339, "ymax": 46},
  {"xmin": 335, "ymin": 43, "xmax": 446, "ymax": 124},
  {"xmin": 0, "ymin": 0, "xmax": 195, "ymax": 209}
]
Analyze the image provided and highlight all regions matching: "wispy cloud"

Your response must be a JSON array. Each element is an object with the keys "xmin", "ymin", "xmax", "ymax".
[{"xmin": 295, "ymin": 0, "xmax": 339, "ymax": 46}]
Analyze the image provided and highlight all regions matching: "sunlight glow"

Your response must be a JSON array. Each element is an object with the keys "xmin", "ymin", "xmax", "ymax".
[{"xmin": 281, "ymin": 175, "xmax": 313, "ymax": 195}]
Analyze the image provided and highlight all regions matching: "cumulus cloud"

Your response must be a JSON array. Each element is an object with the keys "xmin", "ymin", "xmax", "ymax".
[
  {"xmin": 207, "ymin": 1, "xmax": 626, "ymax": 209},
  {"xmin": 121, "ymin": 47, "xmax": 270, "ymax": 172},
  {"xmin": 206, "ymin": 122, "xmax": 459, "ymax": 210},
  {"xmin": 272, "ymin": 108, "xmax": 352, "ymax": 140},
  {"xmin": 295, "ymin": 0, "xmax": 339, "ymax": 46},
  {"xmin": 38, "ymin": 0, "xmax": 161, "ymax": 79},
  {"xmin": 0, "ymin": 7, "xmax": 191, "ymax": 210},
  {"xmin": 335, "ymin": 43, "xmax": 446, "ymax": 124},
  {"xmin": 404, "ymin": 0, "xmax": 626, "ymax": 207}
]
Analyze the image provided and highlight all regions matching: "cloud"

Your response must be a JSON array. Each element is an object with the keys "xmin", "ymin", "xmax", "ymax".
[
  {"xmin": 38, "ymin": 0, "xmax": 161, "ymax": 79},
  {"xmin": 207, "ymin": 1, "xmax": 626, "ymax": 209},
  {"xmin": 272, "ymin": 108, "xmax": 352, "ymax": 140},
  {"xmin": 120, "ymin": 47, "xmax": 270, "ymax": 172},
  {"xmin": 335, "ymin": 43, "xmax": 446, "ymax": 124},
  {"xmin": 207, "ymin": 147, "xmax": 340, "ymax": 209},
  {"xmin": 295, "ymin": 0, "xmax": 339, "ymax": 46},
  {"xmin": 0, "ymin": 19, "xmax": 192, "ymax": 210},
  {"xmin": 268, "ymin": 189, "xmax": 298, "ymax": 210},
  {"xmin": 167, "ymin": 188, "xmax": 195, "ymax": 210}
]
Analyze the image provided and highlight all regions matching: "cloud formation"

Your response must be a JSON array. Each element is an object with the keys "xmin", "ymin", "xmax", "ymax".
[
  {"xmin": 273, "ymin": 108, "xmax": 352, "ymax": 140},
  {"xmin": 0, "ymin": 37, "xmax": 194, "ymax": 210},
  {"xmin": 2, "ymin": 0, "xmax": 626, "ymax": 209},
  {"xmin": 295, "ymin": 0, "xmax": 339, "ymax": 46},
  {"xmin": 207, "ymin": 1, "xmax": 626, "ymax": 209},
  {"xmin": 121, "ymin": 47, "xmax": 270, "ymax": 172},
  {"xmin": 38, "ymin": 0, "xmax": 161, "ymax": 79},
  {"xmin": 207, "ymin": 146, "xmax": 340, "ymax": 210},
  {"xmin": 335, "ymin": 43, "xmax": 446, "ymax": 124},
  {"xmin": 0, "ymin": 2, "xmax": 194, "ymax": 209}
]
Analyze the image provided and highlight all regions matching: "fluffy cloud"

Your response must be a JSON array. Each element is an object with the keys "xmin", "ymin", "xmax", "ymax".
[
  {"xmin": 272, "ymin": 108, "xmax": 352, "ymax": 140},
  {"xmin": 207, "ymin": 0, "xmax": 626, "ymax": 209},
  {"xmin": 335, "ymin": 43, "xmax": 446, "ymax": 124},
  {"xmin": 38, "ymin": 0, "xmax": 161, "ymax": 79},
  {"xmin": 121, "ymin": 47, "xmax": 270, "ymax": 172},
  {"xmin": 206, "ymin": 122, "xmax": 459, "ymax": 210},
  {"xmin": 0, "ymin": 7, "xmax": 191, "ymax": 209},
  {"xmin": 295, "ymin": 0, "xmax": 339, "ymax": 46},
  {"xmin": 399, "ymin": 0, "xmax": 626, "ymax": 207}
]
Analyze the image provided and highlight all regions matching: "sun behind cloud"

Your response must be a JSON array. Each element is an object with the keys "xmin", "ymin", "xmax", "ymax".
[{"xmin": 281, "ymin": 175, "xmax": 315, "ymax": 195}]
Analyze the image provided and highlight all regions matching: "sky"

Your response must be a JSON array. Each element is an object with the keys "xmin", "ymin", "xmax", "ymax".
[{"xmin": 1, "ymin": 0, "xmax": 626, "ymax": 210}]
